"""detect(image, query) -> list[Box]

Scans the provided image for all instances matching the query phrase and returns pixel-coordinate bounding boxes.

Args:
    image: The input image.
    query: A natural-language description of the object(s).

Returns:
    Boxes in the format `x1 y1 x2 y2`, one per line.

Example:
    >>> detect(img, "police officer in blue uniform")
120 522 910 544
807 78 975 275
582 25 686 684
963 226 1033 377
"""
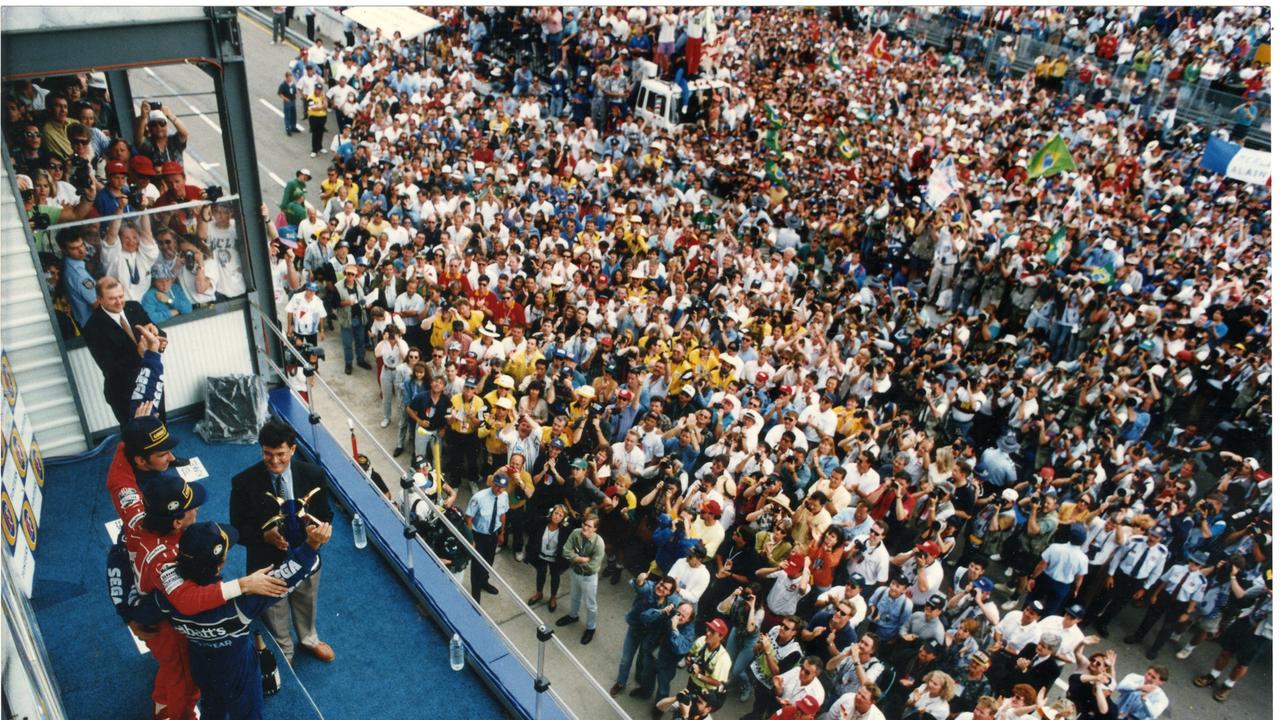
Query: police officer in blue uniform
154 520 331 720
59 231 98 329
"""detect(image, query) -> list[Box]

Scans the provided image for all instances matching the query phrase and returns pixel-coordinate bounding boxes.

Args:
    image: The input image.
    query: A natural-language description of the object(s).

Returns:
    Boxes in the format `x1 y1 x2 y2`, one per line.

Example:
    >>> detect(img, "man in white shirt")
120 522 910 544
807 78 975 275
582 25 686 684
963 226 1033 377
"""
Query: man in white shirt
285 281 327 343
1113 666 1169 720
894 541 945 608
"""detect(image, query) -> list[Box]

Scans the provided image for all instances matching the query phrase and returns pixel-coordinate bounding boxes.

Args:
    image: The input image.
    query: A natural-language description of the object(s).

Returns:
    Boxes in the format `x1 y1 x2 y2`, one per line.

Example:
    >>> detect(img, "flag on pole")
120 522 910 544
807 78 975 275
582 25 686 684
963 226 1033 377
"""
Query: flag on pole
925 155 963 209
1026 135 1077 179
764 159 788 187
827 48 842 70
834 130 858 160
1200 135 1271 185
764 102 784 128
765 128 782 156
866 30 894 63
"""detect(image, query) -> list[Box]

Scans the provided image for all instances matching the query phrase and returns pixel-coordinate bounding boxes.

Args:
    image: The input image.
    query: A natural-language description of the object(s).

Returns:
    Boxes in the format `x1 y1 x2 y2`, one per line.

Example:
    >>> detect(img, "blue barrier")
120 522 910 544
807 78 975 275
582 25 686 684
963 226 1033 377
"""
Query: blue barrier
268 388 569 720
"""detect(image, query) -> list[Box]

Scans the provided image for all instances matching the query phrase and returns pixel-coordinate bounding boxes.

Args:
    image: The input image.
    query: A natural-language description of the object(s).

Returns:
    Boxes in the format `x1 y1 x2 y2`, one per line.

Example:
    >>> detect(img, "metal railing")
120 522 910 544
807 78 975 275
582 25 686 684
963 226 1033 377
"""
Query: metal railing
247 299 628 720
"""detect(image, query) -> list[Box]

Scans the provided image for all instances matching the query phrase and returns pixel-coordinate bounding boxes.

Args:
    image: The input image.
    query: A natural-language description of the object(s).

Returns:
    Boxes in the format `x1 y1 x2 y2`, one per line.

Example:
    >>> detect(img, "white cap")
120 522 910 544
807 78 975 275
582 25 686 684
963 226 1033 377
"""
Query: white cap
148 110 167 123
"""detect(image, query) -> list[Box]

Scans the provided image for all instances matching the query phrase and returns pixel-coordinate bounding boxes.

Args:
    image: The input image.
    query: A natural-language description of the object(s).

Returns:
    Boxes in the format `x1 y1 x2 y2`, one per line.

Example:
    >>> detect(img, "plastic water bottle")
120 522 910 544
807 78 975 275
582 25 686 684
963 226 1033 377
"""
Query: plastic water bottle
352 514 367 549
449 633 465 671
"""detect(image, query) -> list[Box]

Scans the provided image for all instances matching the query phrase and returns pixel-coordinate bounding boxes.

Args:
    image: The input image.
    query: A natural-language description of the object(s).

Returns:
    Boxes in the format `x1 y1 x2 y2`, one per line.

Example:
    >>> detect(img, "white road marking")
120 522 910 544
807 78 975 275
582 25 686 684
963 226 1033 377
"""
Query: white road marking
143 67 222 135
266 171 287 188
199 162 221 170
258 98 285 118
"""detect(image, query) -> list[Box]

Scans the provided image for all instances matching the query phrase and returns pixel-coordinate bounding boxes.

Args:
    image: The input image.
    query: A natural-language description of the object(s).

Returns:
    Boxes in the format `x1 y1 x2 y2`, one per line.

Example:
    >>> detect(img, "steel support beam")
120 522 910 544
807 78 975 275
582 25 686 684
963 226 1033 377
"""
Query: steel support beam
202 8 282 376
0 20 222 80
103 70 135 145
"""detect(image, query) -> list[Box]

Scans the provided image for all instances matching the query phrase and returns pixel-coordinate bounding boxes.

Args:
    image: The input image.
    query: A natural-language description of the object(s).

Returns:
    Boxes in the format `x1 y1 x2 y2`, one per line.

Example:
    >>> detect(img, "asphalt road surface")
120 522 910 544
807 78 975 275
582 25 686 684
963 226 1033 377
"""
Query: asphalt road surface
128 10 1273 720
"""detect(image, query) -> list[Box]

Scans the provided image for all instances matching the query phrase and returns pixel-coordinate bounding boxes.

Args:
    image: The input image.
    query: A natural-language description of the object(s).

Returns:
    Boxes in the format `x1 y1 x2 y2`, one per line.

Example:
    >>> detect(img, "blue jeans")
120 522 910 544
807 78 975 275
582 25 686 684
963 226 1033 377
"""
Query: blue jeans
283 102 297 133
340 322 365 366
616 626 644 687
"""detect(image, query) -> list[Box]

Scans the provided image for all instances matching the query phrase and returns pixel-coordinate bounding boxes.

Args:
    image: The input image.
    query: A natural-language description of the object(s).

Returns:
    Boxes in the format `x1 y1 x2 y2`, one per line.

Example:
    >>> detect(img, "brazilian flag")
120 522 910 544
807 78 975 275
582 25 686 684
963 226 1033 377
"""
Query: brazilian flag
765 159 788 187
765 128 782 156
827 49 842 70
1044 226 1067 265
764 102 784 129
1026 135 1077 180
835 130 857 160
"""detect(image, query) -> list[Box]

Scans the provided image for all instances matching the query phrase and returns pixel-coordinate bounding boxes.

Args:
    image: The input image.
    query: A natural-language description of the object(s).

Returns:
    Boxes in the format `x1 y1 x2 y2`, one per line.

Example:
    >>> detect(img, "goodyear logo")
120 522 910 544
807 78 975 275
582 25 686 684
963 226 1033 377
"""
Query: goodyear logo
1 491 15 549
29 440 43 488
9 427 27 480
20 499 36 551
1 353 16 410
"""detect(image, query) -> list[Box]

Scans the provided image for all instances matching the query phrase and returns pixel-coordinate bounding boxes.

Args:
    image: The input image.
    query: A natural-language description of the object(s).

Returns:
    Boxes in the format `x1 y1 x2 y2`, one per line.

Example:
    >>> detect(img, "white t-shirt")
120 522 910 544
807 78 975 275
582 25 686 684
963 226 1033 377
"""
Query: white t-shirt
285 292 326 335
205 220 246 297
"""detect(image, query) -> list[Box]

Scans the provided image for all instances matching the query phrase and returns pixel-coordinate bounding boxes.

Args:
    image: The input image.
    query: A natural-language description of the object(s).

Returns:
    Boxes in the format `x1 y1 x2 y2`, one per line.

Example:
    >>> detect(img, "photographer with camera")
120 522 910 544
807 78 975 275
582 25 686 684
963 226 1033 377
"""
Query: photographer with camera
134 101 188 168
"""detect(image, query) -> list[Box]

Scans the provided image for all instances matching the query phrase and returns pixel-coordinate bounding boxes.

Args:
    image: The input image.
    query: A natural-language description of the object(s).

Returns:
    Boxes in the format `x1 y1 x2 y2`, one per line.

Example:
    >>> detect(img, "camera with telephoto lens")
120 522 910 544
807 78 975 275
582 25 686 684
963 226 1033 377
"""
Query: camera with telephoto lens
69 156 92 191
182 250 198 272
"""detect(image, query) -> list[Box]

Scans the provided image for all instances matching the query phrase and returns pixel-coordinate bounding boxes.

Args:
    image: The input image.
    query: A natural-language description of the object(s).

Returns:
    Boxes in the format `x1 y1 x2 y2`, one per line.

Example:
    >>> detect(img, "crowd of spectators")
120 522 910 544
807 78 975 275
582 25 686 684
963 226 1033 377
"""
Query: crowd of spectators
260 7 1272 720
266 5 1273 720
7 73 249 340
10 5 1265 720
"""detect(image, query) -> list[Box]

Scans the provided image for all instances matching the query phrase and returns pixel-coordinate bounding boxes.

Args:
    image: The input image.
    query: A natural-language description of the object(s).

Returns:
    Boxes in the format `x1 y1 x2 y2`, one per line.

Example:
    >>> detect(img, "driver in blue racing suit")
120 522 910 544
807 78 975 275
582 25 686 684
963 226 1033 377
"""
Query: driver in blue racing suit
153 520 331 720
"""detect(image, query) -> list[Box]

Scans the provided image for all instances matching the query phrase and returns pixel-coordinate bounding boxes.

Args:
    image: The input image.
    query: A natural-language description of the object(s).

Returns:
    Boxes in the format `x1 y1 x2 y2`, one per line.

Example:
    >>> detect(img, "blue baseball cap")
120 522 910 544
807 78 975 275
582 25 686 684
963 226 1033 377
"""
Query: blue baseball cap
178 521 238 566
140 469 207 519
973 576 995 594
123 415 179 457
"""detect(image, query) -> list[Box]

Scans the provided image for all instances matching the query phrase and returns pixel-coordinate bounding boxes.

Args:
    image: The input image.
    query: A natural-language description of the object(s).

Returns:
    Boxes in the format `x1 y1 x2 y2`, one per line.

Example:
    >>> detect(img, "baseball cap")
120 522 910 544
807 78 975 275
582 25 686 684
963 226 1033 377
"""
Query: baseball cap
1068 523 1088 545
147 110 167 124
783 551 806 578
464 377 478 388
495 396 515 411
105 160 128 176
973 576 995 594
298 168 313 178
921 639 943 655
159 161 183 176
129 155 158 177
491 473 509 488
756 371 769 383
705 618 729 637
495 374 515 389
926 593 946 610
1001 488 1019 502
550 438 566 449
701 500 722 517
1025 599 1046 614
795 695 821 714
617 389 633 402
140 469 207 519
1186 550 1209 566
570 458 589 470
1064 603 1086 618
304 281 319 292
915 541 941 558
847 572 865 589
123 415 179 457
177 521 238 566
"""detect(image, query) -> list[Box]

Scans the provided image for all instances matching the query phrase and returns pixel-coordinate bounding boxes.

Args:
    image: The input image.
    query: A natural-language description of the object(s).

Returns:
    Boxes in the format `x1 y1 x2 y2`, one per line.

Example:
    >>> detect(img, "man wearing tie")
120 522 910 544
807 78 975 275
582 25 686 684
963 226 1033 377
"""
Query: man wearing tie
230 419 335 664
465 472 509 602
82 276 167 426
1124 550 1212 659
1089 526 1169 638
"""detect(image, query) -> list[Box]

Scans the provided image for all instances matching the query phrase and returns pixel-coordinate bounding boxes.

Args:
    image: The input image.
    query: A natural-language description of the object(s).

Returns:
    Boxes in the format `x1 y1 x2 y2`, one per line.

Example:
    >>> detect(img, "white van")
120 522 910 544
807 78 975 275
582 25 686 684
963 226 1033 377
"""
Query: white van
633 75 730 132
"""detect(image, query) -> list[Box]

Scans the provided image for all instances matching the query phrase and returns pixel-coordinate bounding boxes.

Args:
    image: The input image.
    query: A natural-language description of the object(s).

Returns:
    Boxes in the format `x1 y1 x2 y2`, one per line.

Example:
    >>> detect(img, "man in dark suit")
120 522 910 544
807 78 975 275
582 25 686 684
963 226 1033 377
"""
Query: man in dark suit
230 419 336 665
81 276 167 426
